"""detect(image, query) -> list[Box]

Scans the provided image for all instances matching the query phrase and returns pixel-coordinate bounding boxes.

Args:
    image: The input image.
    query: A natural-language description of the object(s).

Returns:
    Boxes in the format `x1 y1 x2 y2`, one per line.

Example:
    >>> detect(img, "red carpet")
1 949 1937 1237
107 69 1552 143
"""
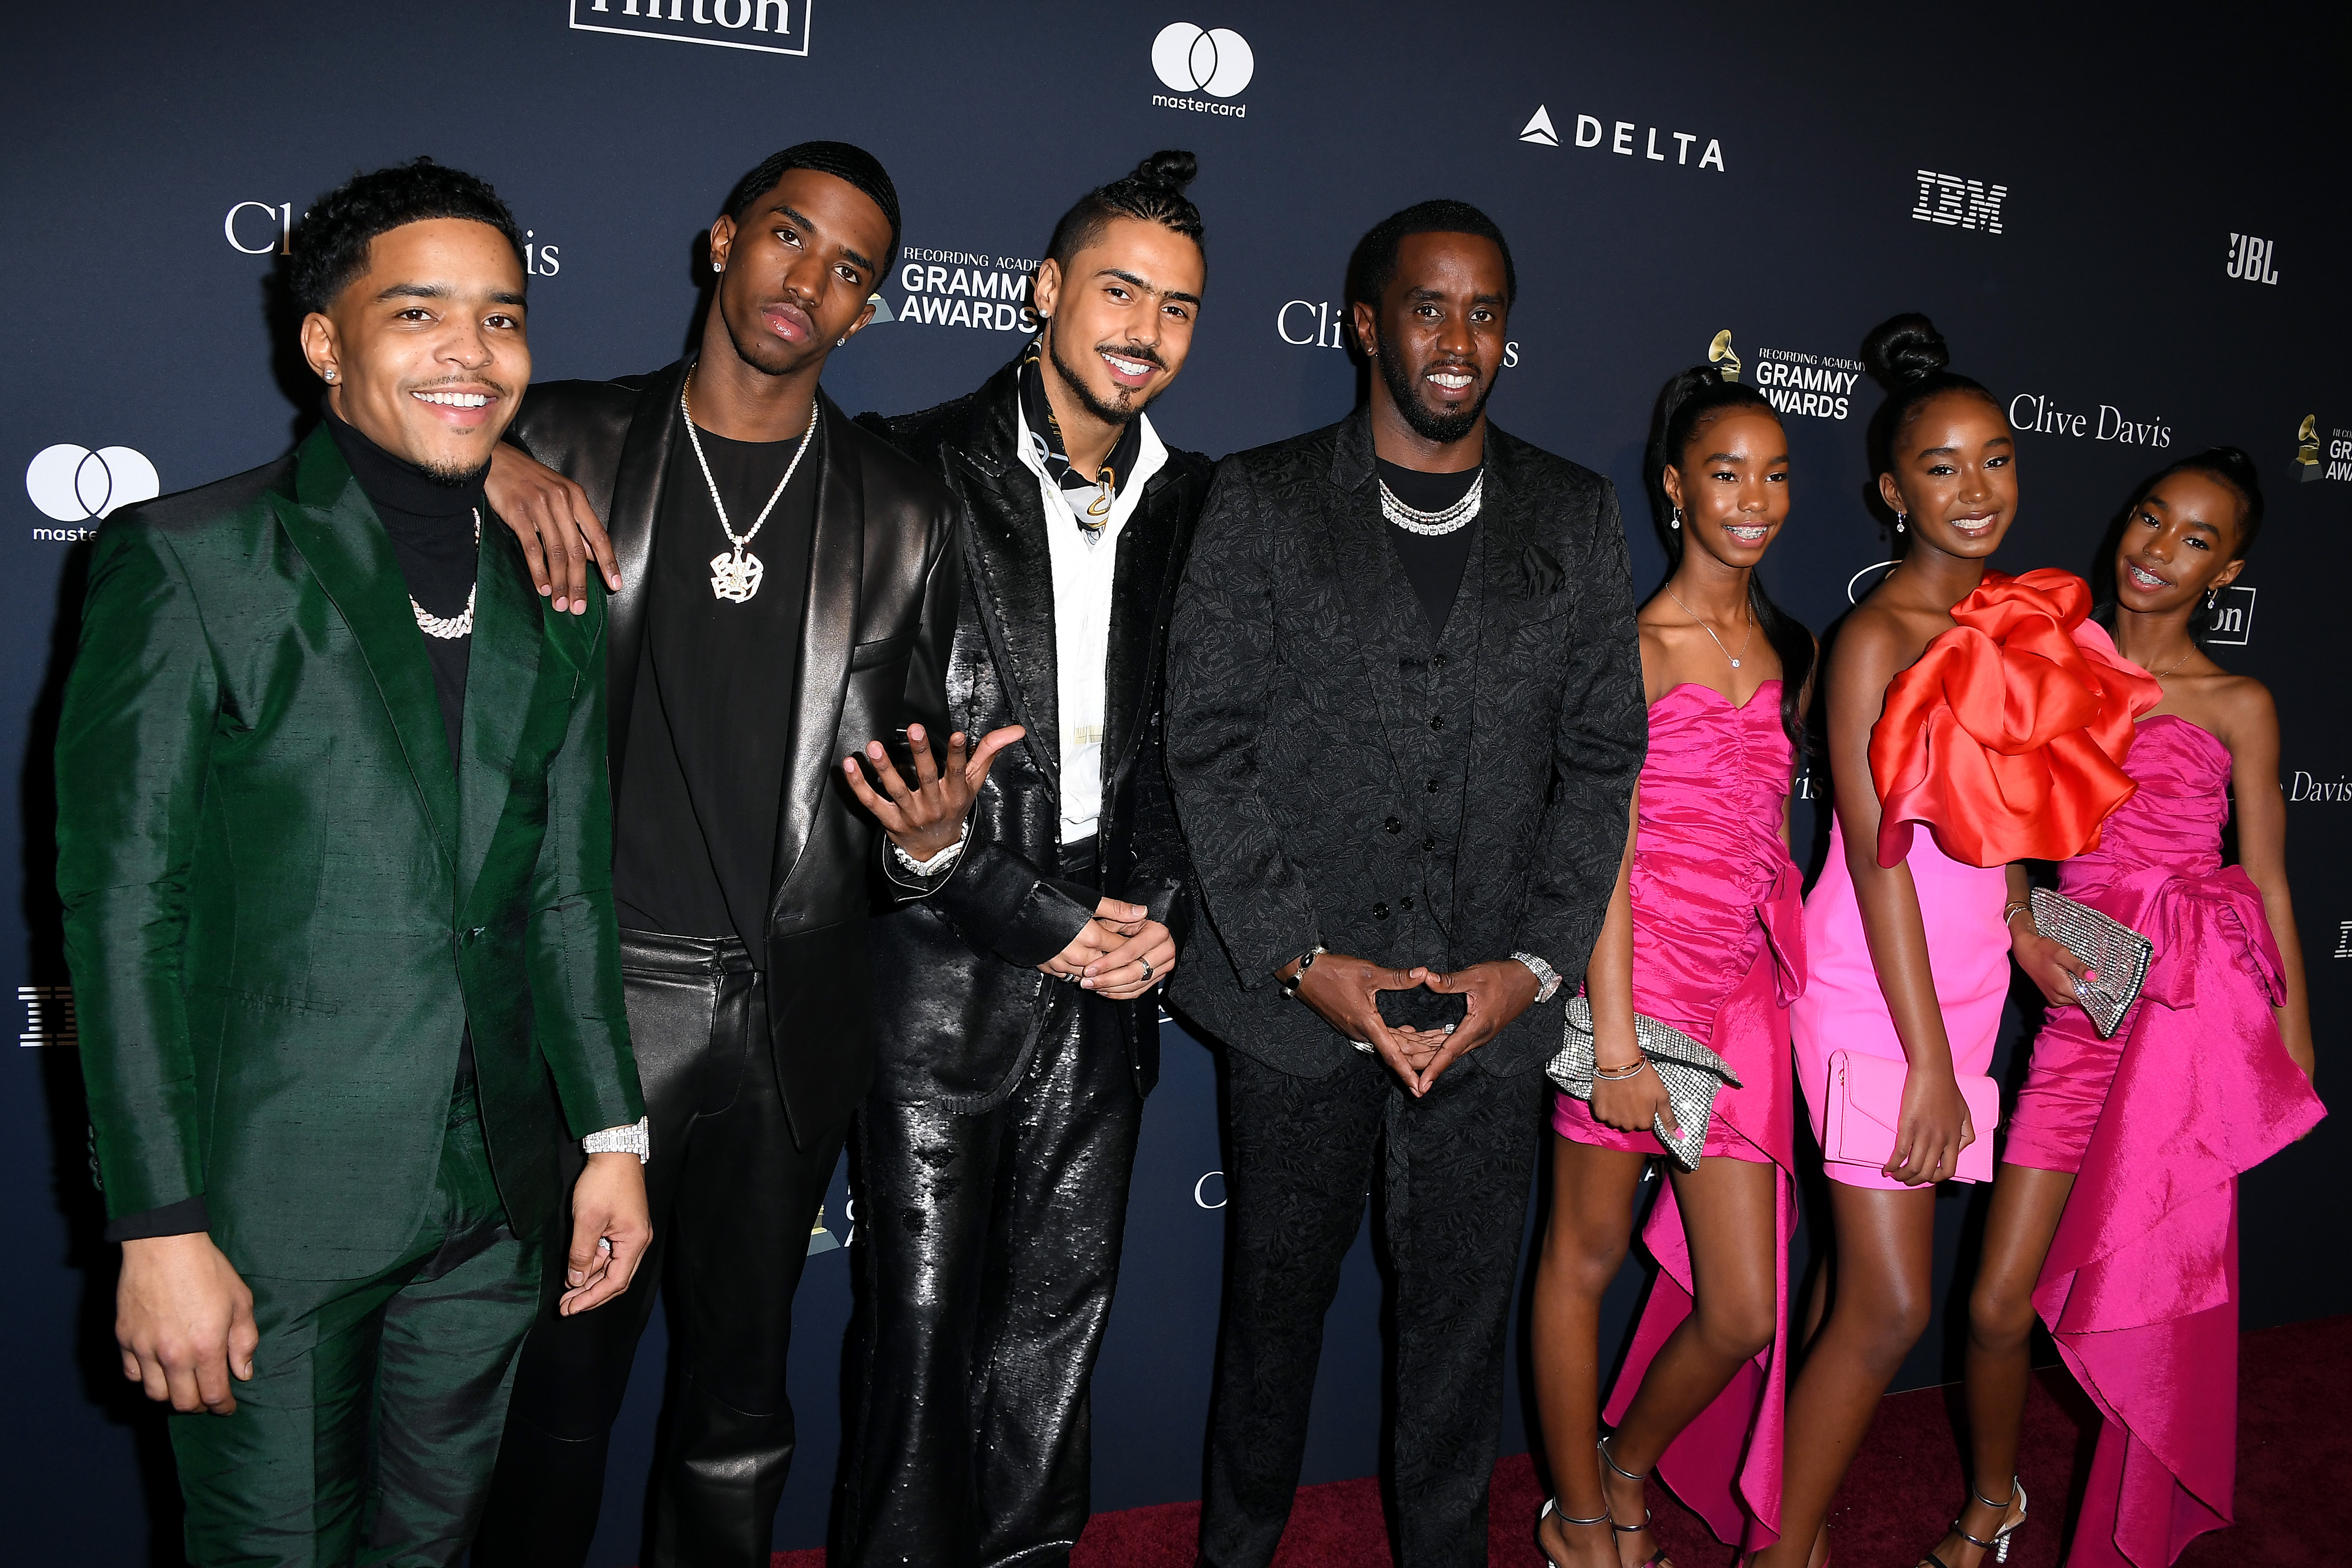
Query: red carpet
767 1315 2349 1566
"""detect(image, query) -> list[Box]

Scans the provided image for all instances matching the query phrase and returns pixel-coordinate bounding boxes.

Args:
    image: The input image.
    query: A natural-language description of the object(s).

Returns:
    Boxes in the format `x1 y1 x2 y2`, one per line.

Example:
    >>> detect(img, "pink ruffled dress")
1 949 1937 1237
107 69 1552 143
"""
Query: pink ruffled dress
1552 681 1804 1552
2010 715 2323 1568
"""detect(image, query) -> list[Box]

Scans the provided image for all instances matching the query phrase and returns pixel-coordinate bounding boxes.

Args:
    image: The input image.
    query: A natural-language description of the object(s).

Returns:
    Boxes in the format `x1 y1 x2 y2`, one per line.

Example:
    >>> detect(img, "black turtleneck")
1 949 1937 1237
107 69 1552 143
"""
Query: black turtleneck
326 413 482 765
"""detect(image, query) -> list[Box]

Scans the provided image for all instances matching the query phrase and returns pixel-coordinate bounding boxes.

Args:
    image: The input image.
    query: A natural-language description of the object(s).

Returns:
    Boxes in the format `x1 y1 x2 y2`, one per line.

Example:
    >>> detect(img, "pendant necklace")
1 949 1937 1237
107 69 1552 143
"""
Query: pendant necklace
411 509 482 639
1665 587 1756 670
683 370 818 603
1379 470 1483 536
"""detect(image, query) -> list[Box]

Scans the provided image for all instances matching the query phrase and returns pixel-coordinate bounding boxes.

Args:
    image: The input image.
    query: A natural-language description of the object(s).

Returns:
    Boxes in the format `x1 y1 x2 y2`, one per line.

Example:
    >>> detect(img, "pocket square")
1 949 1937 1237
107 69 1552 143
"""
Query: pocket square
1518 542 1565 599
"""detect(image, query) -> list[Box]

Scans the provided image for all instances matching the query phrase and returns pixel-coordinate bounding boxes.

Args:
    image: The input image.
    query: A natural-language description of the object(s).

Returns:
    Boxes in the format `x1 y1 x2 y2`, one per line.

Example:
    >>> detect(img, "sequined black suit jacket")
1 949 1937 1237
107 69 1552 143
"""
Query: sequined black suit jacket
1165 407 1646 1078
858 358 1211 1109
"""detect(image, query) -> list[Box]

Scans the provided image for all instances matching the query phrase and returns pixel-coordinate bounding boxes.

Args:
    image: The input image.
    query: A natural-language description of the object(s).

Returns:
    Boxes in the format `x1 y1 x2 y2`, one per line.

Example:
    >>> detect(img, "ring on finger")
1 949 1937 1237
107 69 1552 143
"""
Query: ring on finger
1140 956 1153 982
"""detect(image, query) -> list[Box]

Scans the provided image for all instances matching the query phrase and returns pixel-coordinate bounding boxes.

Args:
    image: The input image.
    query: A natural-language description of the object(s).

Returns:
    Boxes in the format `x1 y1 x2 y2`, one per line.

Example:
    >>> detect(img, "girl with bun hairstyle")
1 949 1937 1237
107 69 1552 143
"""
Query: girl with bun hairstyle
1531 367 1813 1568
1915 452 2321 1568
1759 315 2156 1568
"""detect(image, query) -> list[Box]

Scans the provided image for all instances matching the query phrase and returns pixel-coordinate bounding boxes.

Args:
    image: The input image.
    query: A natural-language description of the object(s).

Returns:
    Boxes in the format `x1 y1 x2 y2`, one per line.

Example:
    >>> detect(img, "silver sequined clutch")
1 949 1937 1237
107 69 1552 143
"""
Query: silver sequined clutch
2029 887 2152 1039
1546 996 1741 1171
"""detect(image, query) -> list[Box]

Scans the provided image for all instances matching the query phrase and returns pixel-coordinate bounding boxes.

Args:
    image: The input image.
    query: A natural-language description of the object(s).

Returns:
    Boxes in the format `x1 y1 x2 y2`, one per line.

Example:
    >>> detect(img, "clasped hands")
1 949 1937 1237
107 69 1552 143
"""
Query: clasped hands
1281 952 1538 1096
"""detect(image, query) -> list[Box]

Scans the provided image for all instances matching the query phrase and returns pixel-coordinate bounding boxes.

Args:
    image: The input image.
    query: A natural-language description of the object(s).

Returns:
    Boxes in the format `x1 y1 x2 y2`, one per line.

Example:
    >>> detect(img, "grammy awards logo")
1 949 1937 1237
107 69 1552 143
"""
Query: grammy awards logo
2297 414 2320 482
1708 329 1741 382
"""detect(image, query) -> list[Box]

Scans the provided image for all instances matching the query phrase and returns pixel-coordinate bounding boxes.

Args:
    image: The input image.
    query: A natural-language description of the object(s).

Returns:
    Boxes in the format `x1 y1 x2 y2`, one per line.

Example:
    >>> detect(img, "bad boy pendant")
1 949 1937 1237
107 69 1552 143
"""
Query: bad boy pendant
710 547 765 603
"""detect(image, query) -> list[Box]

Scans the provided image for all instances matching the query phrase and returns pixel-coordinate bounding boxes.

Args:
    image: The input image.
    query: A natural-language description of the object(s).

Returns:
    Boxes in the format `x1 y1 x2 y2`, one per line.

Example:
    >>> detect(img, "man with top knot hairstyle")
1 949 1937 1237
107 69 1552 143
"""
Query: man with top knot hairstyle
471 141 1019 1568
836 149 1212 1568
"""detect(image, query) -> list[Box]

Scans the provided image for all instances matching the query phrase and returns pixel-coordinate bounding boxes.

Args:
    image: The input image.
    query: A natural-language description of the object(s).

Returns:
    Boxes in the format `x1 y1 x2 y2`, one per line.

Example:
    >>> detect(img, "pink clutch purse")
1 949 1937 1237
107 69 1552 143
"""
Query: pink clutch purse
1823 1049 1999 1183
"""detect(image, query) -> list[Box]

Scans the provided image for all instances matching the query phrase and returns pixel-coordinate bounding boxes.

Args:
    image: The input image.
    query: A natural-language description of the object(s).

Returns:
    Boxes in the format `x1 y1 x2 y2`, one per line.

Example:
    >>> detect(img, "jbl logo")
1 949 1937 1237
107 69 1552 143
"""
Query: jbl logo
2226 233 2279 285
19 984 75 1048
1912 170 2006 233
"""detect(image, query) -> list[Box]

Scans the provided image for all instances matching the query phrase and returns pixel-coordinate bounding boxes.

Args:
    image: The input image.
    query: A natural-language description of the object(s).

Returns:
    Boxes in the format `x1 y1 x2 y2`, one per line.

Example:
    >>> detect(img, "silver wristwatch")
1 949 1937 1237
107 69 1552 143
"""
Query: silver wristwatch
582 1116 651 1164
1511 951 1562 1004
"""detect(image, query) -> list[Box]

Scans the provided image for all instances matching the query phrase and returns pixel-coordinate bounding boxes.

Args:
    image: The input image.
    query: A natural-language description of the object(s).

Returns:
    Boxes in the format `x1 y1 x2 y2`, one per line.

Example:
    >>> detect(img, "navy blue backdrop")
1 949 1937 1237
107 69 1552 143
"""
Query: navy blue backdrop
6 4 2345 1562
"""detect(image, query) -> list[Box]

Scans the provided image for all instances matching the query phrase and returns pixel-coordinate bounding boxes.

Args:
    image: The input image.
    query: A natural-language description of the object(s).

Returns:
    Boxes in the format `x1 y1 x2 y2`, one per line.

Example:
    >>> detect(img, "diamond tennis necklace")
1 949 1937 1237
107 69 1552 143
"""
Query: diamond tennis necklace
1379 470 1484 536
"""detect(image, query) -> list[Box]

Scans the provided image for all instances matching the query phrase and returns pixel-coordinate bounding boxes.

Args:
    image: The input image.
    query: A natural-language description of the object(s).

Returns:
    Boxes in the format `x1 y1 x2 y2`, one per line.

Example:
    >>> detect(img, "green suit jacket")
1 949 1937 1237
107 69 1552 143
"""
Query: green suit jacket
57 425 643 1281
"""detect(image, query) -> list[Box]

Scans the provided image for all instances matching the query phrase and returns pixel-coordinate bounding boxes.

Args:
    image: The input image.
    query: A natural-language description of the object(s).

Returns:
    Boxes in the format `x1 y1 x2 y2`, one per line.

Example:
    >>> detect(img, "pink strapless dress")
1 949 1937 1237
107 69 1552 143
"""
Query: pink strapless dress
1791 819 2008 1189
1552 681 1805 1552
2009 716 2323 1568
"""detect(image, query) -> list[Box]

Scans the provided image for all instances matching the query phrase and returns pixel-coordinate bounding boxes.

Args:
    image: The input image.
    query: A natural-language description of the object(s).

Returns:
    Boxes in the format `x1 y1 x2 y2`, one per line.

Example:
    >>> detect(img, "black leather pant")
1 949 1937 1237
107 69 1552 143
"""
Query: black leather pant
838 987 1140 1568
473 930 846 1568
1197 1048 1546 1568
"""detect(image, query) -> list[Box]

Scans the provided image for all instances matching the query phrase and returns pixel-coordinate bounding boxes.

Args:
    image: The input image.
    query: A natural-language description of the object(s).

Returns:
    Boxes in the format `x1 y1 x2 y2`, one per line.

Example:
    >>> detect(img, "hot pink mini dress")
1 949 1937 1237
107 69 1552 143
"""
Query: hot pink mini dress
2010 715 2323 1568
1552 680 1804 1551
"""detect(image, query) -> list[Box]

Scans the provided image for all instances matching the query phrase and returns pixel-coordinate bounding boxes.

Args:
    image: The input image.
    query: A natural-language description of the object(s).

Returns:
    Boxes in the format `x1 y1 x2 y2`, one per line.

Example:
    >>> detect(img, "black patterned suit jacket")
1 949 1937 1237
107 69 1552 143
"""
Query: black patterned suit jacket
1164 407 1647 1078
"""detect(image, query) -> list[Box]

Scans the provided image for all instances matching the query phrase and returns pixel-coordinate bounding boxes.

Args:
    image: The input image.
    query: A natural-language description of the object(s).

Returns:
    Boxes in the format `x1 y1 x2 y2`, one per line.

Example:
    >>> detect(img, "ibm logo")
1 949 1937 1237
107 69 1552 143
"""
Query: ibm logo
2334 921 2352 960
19 985 75 1048
2226 233 2280 285
2206 584 2257 647
1912 169 2006 234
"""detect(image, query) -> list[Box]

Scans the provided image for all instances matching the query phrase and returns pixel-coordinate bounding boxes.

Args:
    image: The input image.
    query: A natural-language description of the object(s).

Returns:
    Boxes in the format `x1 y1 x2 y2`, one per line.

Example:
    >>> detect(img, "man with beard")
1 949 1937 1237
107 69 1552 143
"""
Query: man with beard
1165 200 1647 1567
836 149 1211 1568
57 159 650 1566
469 142 1017 1568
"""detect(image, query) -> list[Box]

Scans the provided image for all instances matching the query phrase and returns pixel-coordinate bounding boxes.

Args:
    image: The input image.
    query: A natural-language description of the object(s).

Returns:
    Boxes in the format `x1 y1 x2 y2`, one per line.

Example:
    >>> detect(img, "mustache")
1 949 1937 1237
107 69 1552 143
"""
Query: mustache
405 372 514 398
1097 340 1167 370
1418 358 1482 381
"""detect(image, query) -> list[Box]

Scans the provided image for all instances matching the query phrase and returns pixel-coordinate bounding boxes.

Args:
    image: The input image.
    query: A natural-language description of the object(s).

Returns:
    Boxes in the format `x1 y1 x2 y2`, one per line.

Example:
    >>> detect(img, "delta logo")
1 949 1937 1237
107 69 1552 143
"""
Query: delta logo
1518 105 1725 172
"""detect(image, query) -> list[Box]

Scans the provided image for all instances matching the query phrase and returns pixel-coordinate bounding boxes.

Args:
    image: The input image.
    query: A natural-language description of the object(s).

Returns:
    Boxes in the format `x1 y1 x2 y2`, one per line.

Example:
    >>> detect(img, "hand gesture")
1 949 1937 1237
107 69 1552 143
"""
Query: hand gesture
1041 898 1149 979
2009 911 2092 1009
1289 953 1442 1092
484 442 622 614
560 1152 653 1316
843 722 1025 861
1886 1061 1975 1185
1081 915 1177 999
115 1232 258 1414
1409 960 1542 1095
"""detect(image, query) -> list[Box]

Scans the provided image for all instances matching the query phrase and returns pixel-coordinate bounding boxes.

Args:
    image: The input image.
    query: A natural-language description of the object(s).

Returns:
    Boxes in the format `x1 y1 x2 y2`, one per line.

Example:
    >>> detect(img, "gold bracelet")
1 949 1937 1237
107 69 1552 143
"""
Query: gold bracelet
2002 899 2033 930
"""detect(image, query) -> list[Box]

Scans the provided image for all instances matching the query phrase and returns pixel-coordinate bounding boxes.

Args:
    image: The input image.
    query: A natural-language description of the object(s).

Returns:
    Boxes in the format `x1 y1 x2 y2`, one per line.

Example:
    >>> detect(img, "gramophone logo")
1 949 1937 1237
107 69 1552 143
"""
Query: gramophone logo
1708 329 1741 382
2296 414 2320 482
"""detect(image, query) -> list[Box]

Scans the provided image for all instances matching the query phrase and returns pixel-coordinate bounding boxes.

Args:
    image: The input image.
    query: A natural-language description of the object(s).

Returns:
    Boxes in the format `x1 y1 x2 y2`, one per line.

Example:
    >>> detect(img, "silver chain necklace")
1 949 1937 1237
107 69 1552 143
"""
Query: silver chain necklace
682 370 818 604
1378 470 1484 536
411 508 482 640
1664 587 1757 670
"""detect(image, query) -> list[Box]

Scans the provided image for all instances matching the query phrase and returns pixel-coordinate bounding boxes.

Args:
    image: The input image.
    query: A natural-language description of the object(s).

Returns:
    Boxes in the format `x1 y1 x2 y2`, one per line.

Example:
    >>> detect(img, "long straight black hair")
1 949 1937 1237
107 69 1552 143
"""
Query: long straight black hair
1644 364 1815 747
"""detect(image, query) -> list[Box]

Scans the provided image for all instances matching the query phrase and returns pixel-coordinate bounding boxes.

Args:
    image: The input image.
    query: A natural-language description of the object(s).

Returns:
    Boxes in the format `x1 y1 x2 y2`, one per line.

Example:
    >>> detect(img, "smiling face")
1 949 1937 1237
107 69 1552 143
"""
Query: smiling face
299 218 528 479
1031 215 1204 425
1353 231 1510 446
2114 469 2248 613
1877 389 2017 560
707 168 891 378
1662 407 1790 569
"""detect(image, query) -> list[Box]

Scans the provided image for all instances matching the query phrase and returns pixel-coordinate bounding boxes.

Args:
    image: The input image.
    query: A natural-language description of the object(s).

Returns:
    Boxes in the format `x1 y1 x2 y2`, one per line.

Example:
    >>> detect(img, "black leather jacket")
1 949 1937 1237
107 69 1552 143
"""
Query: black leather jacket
858 357 1210 1109
509 358 961 1145
1165 408 1648 1078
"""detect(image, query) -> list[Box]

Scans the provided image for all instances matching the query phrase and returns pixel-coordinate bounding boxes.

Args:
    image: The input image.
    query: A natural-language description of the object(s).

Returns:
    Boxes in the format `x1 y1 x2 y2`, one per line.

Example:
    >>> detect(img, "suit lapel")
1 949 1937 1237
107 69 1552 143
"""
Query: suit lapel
1323 413 1421 792
1099 462 1187 791
772 394 861 897
602 360 686 770
455 522 544 919
951 386 1062 787
275 426 459 879
1465 432 1541 787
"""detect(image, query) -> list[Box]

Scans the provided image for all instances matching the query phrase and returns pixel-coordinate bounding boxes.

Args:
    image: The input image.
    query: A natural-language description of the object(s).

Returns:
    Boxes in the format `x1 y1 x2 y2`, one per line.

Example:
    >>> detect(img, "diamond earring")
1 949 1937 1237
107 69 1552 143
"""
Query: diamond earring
1895 511 1907 533
323 367 335 382
2206 587 2220 609
711 259 722 273
835 337 846 347
1669 506 1682 530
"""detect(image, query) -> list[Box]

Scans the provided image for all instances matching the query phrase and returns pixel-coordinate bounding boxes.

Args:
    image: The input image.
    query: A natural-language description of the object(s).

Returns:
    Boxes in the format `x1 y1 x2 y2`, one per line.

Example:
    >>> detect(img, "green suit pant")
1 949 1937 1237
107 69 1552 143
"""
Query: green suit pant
169 1079 542 1568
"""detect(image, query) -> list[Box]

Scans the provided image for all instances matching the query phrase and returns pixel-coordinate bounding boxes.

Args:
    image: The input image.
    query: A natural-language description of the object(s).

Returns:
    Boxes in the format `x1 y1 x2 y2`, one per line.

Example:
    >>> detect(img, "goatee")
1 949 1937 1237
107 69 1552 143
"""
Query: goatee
1381 350 1491 445
1048 326 1162 428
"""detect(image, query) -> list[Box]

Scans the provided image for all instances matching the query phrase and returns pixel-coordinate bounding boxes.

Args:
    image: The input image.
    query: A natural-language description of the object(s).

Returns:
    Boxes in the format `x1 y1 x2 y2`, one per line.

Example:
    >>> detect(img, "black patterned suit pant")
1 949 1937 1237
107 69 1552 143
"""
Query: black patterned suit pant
1197 1048 1547 1568
839 987 1140 1568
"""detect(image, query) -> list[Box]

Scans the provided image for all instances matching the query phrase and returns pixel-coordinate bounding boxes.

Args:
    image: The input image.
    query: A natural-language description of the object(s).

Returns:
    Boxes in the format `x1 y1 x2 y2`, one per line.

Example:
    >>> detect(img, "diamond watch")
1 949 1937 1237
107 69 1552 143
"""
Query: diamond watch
1511 951 1562 1004
583 1116 651 1164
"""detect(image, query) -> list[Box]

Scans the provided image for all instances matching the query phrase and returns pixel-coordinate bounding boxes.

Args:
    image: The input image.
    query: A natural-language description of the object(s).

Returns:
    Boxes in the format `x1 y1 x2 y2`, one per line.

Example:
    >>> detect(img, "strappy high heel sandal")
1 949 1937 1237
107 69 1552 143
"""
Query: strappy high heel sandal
1599 1435 1673 1568
1537 1497 1612 1568
1920 1479 2027 1568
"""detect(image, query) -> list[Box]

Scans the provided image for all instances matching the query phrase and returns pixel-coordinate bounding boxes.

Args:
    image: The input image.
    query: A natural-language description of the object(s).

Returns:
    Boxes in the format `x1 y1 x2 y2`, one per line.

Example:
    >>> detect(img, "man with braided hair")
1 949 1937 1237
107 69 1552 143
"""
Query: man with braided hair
837 149 1212 1568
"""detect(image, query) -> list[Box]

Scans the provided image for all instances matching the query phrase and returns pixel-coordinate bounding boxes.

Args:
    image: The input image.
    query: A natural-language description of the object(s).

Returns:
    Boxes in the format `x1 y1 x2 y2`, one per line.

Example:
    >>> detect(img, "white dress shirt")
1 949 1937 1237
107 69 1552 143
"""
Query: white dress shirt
1013 401 1168 845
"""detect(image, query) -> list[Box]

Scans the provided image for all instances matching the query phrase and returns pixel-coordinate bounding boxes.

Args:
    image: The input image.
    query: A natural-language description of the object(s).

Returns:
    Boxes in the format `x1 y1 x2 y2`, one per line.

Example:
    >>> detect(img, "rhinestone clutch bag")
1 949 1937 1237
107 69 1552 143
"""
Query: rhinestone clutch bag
2029 887 2153 1039
1547 996 1742 1171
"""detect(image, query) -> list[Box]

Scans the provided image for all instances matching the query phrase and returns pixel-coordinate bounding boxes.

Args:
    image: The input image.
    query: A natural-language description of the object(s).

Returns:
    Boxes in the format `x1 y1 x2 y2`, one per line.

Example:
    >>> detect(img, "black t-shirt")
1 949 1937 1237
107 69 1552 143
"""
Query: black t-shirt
1377 458 1482 638
611 409 820 945
326 413 480 763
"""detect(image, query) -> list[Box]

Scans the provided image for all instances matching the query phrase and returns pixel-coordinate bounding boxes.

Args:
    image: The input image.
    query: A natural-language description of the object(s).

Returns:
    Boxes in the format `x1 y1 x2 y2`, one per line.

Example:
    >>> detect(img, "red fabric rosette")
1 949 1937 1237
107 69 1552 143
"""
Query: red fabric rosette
1868 569 2161 869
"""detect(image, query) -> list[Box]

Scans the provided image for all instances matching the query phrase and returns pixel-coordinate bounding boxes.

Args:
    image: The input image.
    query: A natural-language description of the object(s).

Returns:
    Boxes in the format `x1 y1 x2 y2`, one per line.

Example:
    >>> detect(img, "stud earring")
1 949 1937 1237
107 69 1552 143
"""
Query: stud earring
711 259 722 273
1895 511 1907 533
323 367 335 382
835 337 846 347
2206 587 2219 609
1669 506 1682 530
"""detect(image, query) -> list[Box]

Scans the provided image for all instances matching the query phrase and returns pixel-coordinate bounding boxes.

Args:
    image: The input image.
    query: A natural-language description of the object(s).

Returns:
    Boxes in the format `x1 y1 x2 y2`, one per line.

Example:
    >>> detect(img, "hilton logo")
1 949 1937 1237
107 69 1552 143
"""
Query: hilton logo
570 0 810 56
2226 233 2280 285
2205 584 2256 647
1912 169 2007 233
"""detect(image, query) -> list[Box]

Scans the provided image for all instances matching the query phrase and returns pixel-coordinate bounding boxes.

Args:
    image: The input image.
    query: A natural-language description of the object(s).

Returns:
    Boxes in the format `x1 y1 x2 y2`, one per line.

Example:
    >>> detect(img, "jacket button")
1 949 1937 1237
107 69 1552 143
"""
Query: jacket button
1373 902 1390 920
1399 895 1415 911
1423 835 1438 851
1384 816 1402 834
1426 778 1442 794
1429 714 1445 731
1432 653 1448 668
